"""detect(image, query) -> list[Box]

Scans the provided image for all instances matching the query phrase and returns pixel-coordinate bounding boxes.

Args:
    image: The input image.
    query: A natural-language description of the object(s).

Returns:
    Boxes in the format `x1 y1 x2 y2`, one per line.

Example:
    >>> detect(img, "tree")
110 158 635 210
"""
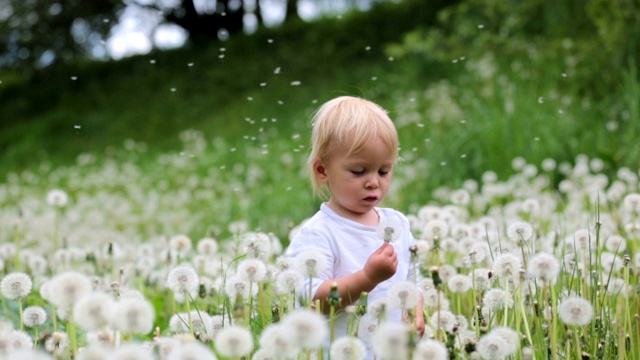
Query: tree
0 0 122 68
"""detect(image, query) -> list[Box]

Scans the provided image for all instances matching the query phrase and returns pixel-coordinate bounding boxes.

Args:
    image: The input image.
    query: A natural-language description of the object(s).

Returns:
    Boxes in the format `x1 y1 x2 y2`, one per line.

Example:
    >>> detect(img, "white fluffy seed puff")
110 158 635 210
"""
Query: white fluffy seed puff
110 297 155 334
330 336 367 360
214 325 254 358
0 272 33 300
372 322 410 360
282 308 328 350
413 339 449 360
47 271 92 312
167 265 199 296
293 249 328 277
22 306 47 328
236 258 267 283
73 292 115 332
387 280 421 310
527 252 560 282
558 296 594 326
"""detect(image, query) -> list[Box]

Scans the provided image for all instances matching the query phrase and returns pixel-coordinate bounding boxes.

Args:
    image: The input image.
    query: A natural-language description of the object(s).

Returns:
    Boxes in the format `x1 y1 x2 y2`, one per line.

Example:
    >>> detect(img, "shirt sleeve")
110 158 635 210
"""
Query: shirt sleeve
285 224 336 302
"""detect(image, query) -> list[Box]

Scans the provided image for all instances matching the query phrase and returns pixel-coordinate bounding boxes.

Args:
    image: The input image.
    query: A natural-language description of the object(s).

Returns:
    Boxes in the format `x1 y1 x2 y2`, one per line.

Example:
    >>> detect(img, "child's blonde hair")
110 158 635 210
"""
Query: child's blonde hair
308 96 399 198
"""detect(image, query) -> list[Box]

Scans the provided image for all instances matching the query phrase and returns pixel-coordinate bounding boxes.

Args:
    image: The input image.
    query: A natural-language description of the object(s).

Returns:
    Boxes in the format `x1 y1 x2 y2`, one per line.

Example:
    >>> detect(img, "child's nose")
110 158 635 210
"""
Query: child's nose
365 175 380 188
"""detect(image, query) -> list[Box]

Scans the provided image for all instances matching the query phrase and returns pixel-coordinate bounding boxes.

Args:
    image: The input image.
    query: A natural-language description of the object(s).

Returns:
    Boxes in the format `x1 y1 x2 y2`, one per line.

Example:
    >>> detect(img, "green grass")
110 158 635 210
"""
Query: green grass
1 0 639 237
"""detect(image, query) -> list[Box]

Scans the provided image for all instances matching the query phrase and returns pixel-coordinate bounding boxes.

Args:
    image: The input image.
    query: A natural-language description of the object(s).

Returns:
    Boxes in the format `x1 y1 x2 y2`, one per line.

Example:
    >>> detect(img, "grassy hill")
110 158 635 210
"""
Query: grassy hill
1 0 639 238
0 0 450 175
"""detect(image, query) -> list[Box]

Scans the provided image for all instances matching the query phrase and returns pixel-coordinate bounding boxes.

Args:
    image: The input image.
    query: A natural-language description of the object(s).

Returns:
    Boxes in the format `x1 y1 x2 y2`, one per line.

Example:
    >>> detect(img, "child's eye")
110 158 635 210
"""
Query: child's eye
379 169 390 176
350 169 365 175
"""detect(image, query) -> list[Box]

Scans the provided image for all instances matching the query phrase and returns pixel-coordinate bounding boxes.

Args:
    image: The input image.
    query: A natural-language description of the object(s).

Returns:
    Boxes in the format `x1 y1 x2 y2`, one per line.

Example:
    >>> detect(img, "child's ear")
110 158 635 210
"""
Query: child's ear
313 160 328 182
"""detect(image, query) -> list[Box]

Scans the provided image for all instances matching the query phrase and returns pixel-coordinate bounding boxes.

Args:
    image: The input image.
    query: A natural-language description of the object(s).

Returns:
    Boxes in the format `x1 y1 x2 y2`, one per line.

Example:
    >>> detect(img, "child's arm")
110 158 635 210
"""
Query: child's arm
313 242 397 314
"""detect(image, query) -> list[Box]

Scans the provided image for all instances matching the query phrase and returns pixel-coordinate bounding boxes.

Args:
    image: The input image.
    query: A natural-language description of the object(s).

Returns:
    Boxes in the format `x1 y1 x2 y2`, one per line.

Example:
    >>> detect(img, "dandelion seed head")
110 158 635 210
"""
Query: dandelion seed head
447 274 472 293
196 238 218 255
282 308 328 350
214 325 254 358
527 252 560 282
224 275 255 303
241 232 271 259
258 323 297 359
413 339 448 360
483 288 513 310
6 349 52 360
377 216 402 243
429 310 458 333
623 193 640 214
491 253 522 281
47 189 69 207
167 341 217 360
6 330 33 350
44 331 69 354
167 265 199 295
109 343 154 360
558 296 593 326
1 272 33 300
237 258 267 283
48 271 92 312
293 249 327 277
372 322 410 360
169 234 193 254
110 298 155 334
330 336 367 360
506 221 533 242
274 269 304 295
387 281 420 310
73 292 114 332
23 306 47 328
477 332 509 360
490 326 519 355
423 219 450 239
604 234 626 252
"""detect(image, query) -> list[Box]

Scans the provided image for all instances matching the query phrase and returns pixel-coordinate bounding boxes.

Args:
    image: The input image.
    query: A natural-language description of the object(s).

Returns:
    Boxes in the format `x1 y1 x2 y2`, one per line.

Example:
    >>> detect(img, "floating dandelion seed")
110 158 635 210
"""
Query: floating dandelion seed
71 76 77 80
290 81 301 86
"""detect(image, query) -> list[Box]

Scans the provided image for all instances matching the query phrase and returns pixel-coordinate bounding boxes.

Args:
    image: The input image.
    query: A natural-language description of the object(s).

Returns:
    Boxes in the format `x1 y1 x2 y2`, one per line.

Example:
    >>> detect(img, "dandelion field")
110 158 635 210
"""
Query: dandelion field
2 1 640 359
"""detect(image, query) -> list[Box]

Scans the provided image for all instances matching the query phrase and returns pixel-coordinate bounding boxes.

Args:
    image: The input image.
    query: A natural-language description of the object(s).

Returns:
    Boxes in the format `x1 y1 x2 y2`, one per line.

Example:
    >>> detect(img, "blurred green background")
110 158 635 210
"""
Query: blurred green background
1 0 639 240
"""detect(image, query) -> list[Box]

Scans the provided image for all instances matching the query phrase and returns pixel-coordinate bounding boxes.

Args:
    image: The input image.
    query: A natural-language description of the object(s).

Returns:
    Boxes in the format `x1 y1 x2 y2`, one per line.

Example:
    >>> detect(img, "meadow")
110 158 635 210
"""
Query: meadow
1 0 639 359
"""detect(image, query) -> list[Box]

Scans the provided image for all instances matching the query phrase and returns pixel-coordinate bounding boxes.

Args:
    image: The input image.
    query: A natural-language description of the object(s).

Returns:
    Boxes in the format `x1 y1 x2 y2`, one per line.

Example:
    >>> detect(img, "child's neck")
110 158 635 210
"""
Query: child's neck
327 203 379 226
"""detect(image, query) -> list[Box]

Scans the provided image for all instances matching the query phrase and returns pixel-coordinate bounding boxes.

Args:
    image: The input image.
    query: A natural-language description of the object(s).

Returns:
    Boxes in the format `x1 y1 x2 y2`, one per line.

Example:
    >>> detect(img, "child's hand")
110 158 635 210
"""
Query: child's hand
363 242 398 285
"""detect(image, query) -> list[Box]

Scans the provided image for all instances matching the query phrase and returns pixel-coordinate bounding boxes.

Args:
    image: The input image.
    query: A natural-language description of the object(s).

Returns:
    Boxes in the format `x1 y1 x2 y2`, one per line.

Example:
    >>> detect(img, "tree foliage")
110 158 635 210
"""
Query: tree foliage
0 0 308 69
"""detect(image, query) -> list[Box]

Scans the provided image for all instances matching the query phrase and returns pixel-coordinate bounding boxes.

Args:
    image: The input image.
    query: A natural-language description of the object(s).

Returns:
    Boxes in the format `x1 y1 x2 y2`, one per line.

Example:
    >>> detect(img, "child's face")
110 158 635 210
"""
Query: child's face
315 136 395 223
